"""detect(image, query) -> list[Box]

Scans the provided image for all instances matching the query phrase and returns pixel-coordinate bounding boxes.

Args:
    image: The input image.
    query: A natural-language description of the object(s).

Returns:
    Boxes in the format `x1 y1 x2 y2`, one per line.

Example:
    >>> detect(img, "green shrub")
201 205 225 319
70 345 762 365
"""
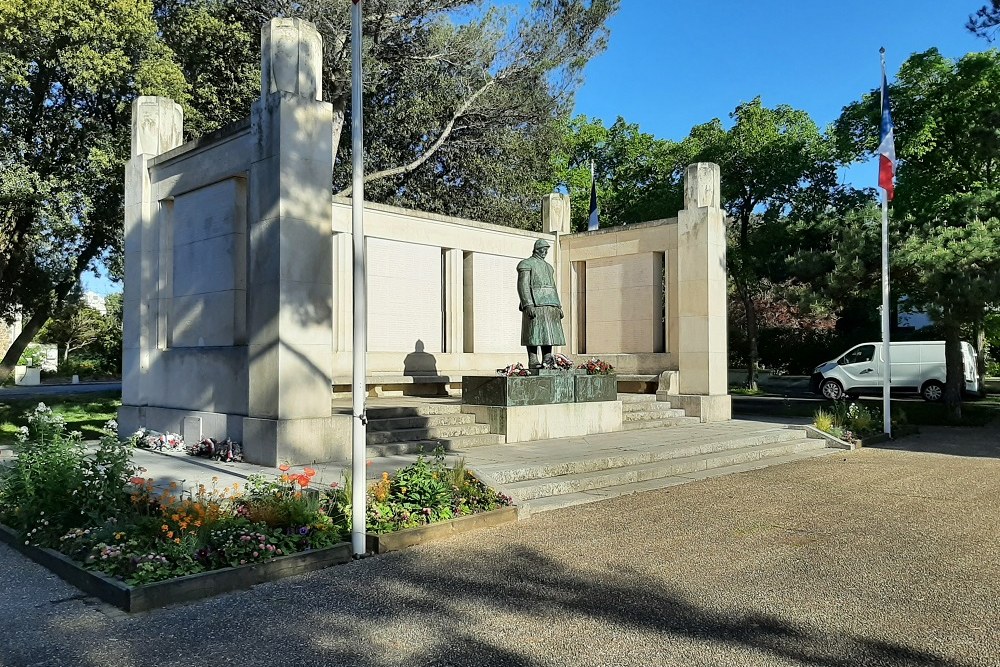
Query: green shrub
329 449 512 534
0 405 134 545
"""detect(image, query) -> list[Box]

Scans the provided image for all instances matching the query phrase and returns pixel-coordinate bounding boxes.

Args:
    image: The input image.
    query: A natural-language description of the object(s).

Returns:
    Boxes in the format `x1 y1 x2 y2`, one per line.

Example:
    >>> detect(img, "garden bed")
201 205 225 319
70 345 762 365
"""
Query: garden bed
0 523 350 612
366 506 517 554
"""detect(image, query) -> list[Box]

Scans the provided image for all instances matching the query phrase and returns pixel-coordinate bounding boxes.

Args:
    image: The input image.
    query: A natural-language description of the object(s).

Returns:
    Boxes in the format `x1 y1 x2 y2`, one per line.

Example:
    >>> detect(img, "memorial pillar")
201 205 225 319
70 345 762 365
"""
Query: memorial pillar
674 163 731 421
243 18 339 464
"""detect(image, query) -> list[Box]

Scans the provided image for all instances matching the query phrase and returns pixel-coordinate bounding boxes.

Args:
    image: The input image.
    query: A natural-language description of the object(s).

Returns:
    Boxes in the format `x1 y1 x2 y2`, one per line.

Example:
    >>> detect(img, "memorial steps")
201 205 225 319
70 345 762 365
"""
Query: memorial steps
355 393 703 458
487 425 833 516
619 394 700 430
361 403 504 457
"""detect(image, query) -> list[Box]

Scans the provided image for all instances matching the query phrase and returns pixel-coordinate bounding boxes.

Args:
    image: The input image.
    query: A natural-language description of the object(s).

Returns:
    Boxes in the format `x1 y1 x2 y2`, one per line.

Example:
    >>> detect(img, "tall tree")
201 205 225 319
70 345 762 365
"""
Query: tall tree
684 98 838 389
0 0 188 382
836 49 1000 418
156 0 620 227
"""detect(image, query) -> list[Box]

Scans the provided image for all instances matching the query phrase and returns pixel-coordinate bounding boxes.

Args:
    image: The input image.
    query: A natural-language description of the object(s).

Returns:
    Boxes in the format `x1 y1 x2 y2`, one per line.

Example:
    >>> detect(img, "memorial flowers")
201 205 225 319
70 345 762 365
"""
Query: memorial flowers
545 353 574 370
497 362 530 377
578 357 614 375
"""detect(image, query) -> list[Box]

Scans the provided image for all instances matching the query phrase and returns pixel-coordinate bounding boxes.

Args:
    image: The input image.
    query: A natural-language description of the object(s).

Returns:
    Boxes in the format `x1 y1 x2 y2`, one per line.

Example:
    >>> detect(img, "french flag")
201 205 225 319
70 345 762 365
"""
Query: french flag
877 68 896 200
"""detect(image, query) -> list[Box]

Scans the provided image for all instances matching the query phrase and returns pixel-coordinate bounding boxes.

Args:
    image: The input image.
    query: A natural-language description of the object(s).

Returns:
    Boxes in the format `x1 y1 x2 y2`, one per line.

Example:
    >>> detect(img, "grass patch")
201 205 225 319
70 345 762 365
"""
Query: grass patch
0 392 121 446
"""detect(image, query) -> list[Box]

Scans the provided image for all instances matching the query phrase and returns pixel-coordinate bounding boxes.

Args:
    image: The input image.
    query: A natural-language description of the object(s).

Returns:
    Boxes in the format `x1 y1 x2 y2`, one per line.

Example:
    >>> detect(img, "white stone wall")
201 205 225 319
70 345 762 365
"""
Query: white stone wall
366 238 442 353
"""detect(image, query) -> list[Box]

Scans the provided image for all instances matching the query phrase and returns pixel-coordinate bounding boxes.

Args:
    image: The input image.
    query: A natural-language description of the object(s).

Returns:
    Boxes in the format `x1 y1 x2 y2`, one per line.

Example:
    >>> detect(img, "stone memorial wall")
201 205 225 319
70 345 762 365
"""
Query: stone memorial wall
119 17 731 465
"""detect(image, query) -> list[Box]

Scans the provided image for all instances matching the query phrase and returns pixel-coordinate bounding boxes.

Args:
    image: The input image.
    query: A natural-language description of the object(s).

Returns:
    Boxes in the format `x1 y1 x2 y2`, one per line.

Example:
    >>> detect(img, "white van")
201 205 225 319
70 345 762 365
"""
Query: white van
810 341 980 401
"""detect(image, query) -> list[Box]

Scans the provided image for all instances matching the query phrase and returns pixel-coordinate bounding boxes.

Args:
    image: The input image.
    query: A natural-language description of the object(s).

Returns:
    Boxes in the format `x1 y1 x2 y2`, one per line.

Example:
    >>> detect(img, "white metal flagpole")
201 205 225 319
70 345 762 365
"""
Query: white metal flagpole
880 47 892 437
350 0 368 556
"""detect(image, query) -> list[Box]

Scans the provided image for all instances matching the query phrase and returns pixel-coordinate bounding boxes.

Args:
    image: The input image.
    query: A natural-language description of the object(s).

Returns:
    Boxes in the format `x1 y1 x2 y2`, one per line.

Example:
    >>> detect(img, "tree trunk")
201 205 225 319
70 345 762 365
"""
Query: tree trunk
943 318 963 422
0 307 50 383
974 321 987 397
738 281 759 391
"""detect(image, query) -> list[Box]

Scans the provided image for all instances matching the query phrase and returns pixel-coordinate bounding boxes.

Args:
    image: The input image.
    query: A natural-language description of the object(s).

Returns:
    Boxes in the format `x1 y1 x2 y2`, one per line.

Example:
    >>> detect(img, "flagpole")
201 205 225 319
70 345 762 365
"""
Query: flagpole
880 47 892 437
350 0 368 556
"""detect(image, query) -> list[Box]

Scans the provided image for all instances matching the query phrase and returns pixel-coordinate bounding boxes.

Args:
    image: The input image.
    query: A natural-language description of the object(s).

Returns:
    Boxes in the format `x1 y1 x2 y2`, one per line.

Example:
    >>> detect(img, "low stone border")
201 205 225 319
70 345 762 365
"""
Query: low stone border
0 524 351 613
804 424 919 450
366 506 518 555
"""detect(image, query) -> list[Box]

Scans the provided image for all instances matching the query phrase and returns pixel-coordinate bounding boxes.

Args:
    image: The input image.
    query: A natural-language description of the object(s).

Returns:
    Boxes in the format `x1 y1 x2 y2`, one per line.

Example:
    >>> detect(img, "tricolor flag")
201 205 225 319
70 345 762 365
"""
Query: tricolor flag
588 161 599 231
877 62 896 200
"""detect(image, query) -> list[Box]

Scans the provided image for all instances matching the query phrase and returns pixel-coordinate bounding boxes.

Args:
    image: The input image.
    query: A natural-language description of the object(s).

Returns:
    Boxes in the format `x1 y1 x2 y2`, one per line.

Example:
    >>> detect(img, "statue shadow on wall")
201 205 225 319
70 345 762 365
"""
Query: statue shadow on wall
403 340 439 377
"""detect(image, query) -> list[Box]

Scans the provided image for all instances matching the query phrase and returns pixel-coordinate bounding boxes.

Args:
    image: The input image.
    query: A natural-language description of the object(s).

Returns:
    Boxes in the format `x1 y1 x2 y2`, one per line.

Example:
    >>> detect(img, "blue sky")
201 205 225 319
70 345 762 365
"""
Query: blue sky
572 1 984 139
83 1 988 295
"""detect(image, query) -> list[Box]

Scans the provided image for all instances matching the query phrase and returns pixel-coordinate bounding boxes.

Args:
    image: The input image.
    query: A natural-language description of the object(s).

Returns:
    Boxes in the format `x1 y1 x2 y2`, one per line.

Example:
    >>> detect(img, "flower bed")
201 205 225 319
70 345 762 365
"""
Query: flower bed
0 406 514 610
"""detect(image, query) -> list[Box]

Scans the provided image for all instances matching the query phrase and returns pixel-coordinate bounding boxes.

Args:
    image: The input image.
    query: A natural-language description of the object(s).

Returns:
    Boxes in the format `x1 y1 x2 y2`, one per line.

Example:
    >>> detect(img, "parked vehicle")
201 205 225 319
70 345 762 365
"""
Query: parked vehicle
810 341 980 401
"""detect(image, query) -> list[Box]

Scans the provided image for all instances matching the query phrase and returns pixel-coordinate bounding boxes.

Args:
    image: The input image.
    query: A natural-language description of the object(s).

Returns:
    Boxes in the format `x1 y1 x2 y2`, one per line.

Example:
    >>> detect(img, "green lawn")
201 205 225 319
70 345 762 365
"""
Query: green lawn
0 392 121 447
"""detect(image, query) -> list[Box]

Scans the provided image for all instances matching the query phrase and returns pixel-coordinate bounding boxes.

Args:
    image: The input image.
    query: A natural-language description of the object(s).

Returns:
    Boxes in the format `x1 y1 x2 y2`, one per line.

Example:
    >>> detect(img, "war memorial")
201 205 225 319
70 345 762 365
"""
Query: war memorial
118 18 730 466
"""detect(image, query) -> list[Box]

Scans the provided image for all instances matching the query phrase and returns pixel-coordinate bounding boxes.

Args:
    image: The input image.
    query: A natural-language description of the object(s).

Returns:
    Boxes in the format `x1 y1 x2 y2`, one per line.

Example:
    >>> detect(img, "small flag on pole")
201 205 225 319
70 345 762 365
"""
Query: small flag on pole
588 161 599 231
877 50 896 201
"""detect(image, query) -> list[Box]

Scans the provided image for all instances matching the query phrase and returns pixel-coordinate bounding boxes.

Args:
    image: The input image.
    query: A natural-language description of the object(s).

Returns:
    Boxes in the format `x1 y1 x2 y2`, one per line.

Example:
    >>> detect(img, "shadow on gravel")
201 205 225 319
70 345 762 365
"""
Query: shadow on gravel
281 546 975 667
871 427 1000 460
8 543 978 667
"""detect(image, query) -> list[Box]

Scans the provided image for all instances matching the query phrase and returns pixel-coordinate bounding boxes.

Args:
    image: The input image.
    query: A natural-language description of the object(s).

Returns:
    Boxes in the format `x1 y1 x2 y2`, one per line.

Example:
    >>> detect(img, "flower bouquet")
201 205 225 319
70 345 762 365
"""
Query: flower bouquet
545 353 574 371
577 357 614 375
497 362 530 377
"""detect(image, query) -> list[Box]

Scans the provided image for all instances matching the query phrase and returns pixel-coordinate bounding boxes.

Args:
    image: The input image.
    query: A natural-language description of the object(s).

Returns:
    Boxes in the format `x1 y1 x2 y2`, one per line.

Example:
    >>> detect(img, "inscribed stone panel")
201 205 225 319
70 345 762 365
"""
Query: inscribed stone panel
470 253 522 353
367 238 442 353
585 253 664 353
169 179 247 348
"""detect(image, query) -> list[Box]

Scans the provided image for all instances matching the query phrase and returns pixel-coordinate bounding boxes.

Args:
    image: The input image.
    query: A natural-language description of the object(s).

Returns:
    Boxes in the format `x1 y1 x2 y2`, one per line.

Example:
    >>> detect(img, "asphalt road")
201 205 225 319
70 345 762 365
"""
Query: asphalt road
1 427 997 667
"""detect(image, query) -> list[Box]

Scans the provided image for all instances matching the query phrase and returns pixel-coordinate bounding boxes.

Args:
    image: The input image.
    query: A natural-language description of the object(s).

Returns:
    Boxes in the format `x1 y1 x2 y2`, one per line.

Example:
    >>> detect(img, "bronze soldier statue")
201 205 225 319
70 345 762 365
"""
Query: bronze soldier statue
517 239 565 368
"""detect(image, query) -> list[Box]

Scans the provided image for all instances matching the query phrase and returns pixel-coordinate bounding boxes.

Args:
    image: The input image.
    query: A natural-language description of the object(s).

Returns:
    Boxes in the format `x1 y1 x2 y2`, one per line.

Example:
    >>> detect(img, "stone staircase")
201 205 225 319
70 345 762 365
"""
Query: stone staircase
486 425 834 515
364 403 503 457
620 394 700 430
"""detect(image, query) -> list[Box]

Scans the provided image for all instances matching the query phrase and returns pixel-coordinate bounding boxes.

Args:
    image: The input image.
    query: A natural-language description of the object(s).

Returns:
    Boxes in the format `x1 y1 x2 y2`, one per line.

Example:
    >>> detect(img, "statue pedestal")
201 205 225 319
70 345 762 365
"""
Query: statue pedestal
461 373 620 442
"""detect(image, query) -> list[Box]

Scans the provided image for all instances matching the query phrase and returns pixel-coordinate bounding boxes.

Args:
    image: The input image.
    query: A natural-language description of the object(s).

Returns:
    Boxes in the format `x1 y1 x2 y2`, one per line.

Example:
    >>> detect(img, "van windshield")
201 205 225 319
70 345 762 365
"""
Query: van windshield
839 344 875 365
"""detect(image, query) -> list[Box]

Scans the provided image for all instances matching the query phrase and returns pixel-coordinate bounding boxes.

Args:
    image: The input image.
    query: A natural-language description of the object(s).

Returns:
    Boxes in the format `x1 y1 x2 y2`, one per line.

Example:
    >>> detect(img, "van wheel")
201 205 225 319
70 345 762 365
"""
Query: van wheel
921 381 944 402
820 379 844 400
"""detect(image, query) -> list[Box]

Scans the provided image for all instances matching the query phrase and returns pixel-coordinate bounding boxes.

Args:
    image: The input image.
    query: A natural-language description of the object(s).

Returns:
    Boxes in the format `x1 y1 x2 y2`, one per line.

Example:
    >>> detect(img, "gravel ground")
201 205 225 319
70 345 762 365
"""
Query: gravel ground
1 426 998 667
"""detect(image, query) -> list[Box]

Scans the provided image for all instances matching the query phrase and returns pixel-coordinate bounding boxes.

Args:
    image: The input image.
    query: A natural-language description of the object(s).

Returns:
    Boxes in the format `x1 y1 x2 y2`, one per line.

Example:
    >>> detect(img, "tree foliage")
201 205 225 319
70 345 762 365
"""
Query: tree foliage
968 1 1000 40
0 0 188 382
154 0 619 227
550 115 688 230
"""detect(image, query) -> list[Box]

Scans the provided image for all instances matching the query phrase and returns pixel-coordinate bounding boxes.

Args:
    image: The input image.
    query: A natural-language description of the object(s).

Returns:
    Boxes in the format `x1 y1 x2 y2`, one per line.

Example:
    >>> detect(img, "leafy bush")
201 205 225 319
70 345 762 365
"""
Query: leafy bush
813 400 887 442
0 405 134 545
327 449 513 535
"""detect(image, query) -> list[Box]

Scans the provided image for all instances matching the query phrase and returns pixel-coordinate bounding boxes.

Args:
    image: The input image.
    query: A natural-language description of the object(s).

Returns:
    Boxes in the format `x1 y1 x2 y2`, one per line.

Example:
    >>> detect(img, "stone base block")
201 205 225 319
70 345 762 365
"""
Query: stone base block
242 415 351 466
462 401 622 443
655 370 680 399
667 394 731 423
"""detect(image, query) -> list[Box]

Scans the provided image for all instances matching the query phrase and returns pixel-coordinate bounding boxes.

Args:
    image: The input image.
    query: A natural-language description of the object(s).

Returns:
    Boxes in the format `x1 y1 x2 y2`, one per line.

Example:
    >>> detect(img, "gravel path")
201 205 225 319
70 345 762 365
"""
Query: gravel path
1 427 998 667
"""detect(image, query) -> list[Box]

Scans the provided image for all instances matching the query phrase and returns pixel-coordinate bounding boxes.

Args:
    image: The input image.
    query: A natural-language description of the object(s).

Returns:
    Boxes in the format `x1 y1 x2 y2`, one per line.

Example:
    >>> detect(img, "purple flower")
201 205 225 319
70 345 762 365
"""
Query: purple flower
298 526 309 535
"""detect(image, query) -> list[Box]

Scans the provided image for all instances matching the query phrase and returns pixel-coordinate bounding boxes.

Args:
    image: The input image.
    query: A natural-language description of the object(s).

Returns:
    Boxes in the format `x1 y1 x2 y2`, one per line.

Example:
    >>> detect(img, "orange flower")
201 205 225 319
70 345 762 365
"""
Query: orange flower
161 524 169 532
303 467 316 478
174 538 181 544
129 476 145 486
166 531 174 539
278 464 290 472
